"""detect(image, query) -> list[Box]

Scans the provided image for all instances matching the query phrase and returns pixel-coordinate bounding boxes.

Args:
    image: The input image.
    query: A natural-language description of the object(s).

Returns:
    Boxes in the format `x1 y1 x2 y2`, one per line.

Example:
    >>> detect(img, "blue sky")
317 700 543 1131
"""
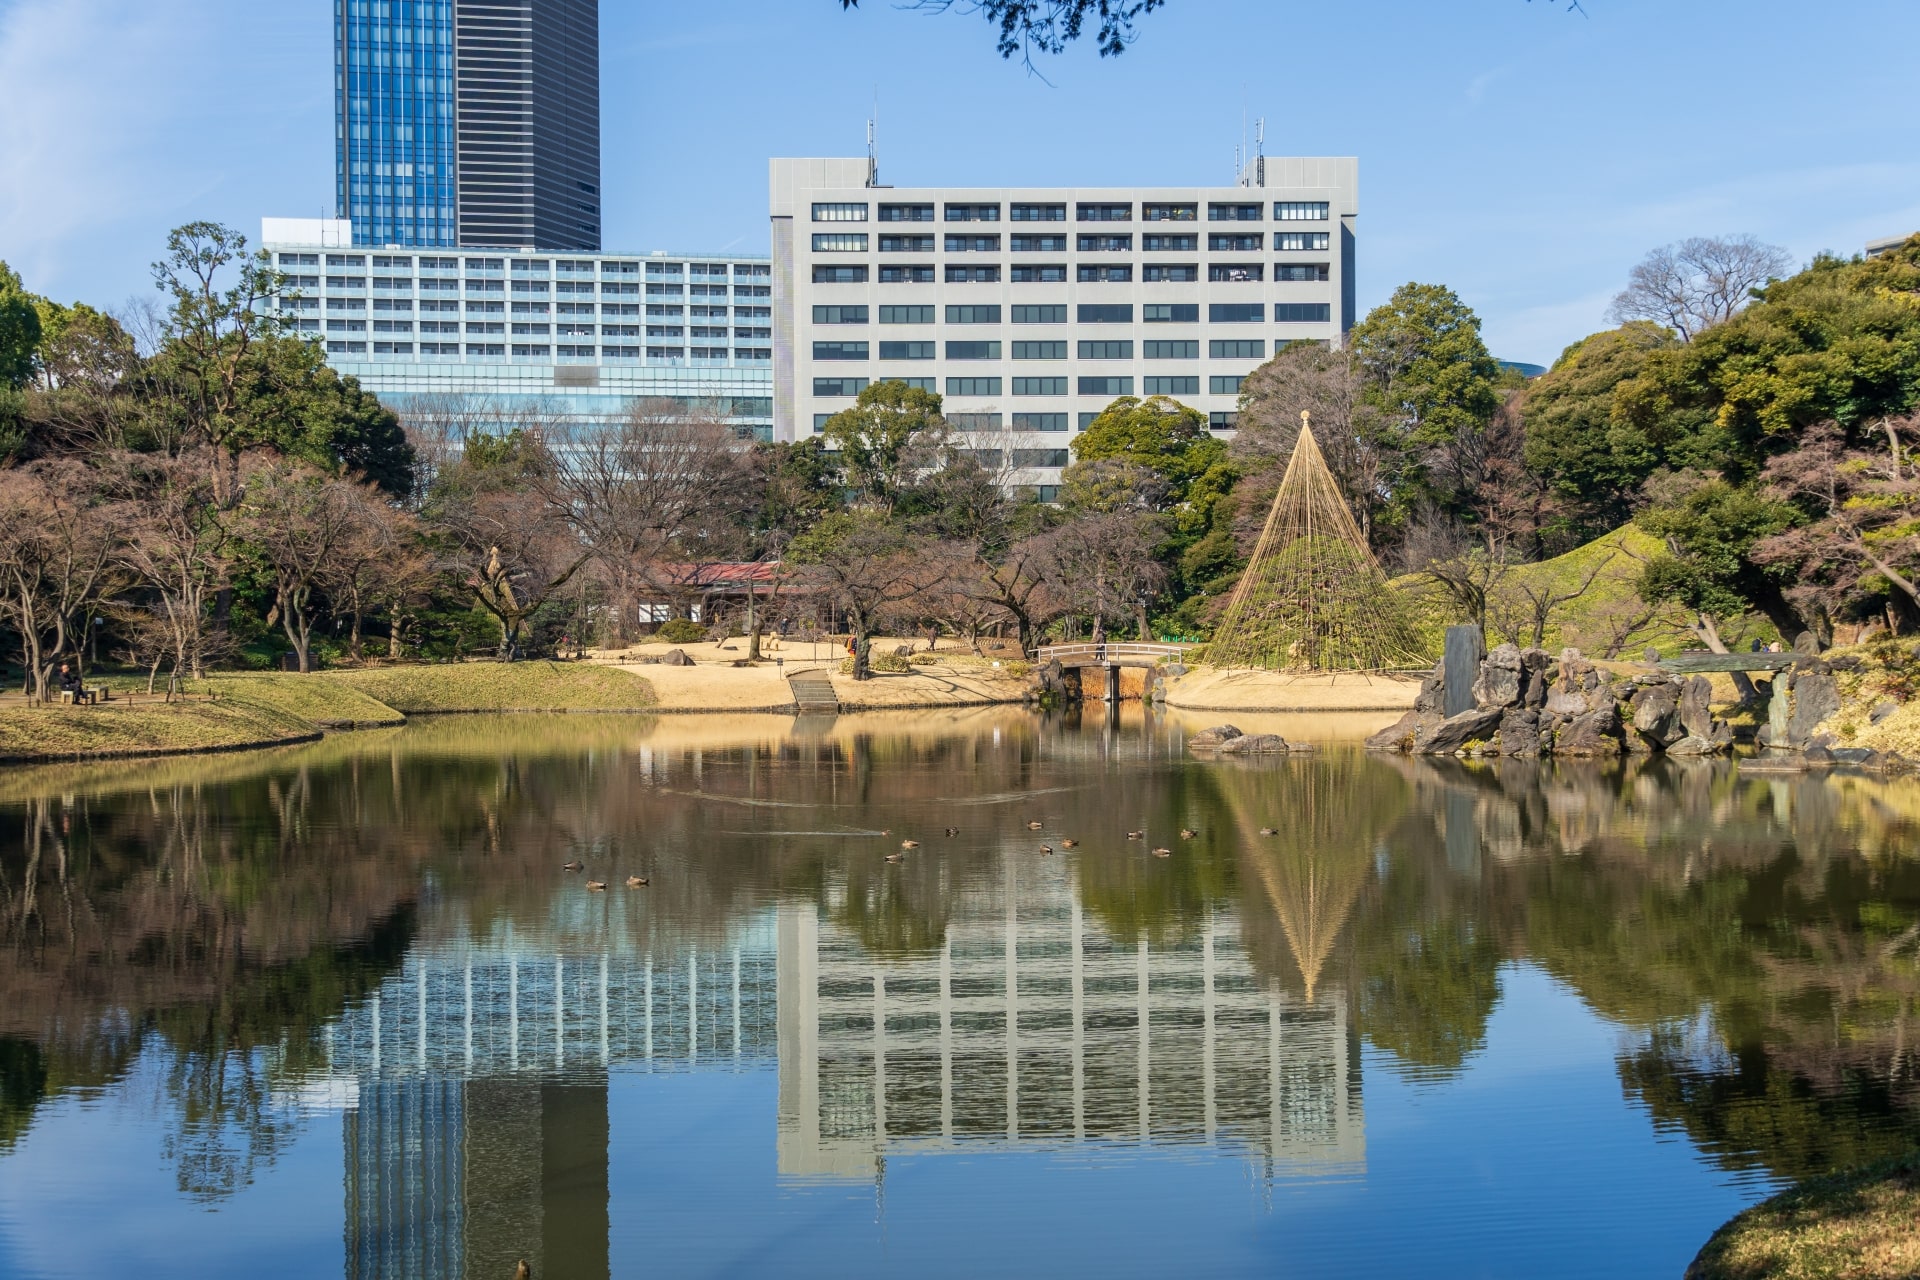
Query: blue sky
2 0 1917 365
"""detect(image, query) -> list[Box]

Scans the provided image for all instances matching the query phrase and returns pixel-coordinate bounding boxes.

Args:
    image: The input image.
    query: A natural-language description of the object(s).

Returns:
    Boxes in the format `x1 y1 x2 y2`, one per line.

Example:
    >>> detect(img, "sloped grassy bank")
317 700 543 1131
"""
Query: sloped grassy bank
0 664 658 763
1686 1154 1920 1279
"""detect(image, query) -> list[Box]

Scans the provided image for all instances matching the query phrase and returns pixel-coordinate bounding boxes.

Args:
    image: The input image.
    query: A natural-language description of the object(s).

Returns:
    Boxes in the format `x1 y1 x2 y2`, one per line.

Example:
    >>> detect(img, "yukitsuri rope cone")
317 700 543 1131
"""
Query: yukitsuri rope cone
1207 411 1426 671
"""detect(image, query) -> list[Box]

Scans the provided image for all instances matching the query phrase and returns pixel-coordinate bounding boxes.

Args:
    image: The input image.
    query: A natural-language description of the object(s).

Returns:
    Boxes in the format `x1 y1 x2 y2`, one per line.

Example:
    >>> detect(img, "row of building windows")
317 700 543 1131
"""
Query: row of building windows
280 252 771 279
813 263 1329 285
815 408 1242 435
813 232 1330 253
812 339 1271 360
804 296 1330 323
326 340 773 361
811 201 1330 224
812 375 1250 397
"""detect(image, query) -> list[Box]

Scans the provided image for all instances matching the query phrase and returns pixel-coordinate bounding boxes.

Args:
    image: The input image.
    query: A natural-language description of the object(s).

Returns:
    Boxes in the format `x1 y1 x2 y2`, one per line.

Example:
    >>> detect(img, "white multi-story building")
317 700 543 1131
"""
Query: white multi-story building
261 218 776 439
770 158 1357 492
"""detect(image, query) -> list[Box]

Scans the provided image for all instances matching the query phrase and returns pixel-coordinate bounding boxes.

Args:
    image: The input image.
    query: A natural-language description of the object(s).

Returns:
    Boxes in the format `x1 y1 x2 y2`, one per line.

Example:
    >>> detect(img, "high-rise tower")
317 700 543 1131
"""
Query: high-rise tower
336 0 601 251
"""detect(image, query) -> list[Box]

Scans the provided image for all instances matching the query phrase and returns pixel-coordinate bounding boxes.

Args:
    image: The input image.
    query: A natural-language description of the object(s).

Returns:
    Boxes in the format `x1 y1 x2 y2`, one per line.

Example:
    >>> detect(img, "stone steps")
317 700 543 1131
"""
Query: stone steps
787 670 839 715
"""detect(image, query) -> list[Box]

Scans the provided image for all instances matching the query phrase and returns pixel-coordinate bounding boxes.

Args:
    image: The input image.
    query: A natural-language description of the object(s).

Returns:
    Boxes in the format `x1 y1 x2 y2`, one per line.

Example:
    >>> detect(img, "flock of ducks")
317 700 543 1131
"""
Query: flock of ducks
562 816 1286 890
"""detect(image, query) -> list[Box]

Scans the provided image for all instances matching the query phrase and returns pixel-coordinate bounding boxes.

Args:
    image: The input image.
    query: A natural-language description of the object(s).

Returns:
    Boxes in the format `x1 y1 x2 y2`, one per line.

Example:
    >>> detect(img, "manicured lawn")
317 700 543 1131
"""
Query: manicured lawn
327 661 656 713
1687 1153 1920 1280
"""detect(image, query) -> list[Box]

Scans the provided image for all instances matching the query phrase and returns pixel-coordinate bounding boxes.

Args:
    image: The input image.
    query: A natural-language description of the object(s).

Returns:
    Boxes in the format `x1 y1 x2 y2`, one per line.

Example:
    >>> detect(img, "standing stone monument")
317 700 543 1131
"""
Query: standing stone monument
1443 624 1486 717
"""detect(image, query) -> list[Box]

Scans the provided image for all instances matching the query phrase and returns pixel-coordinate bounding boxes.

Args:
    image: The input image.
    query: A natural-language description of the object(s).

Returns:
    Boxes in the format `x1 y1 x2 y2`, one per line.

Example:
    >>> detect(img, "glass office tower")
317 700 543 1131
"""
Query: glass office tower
337 0 601 251
336 1 460 248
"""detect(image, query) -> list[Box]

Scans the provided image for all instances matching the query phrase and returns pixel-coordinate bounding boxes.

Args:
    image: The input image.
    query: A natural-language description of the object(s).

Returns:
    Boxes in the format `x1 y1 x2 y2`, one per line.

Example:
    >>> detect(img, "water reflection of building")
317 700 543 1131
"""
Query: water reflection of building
775 878 1364 1182
326 932 778 1280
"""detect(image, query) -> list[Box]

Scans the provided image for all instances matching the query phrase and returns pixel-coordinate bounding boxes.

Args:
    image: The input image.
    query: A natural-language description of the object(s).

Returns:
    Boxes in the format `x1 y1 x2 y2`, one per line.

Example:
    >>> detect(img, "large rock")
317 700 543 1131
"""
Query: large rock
1473 642 1525 709
1786 664 1840 746
660 648 695 666
1413 660 1447 714
1365 710 1423 753
1520 648 1552 708
1498 708 1542 758
1544 685 1591 717
1665 734 1718 756
1420 706 1504 755
1217 733 1290 755
1629 679 1684 745
1187 724 1243 749
1556 704 1622 757
1679 676 1715 740
1443 626 1486 716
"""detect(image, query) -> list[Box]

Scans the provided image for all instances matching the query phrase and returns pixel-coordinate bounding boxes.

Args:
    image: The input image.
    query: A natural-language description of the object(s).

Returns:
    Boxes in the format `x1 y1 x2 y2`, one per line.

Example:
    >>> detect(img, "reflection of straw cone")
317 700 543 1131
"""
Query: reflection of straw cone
1210 756 1403 1000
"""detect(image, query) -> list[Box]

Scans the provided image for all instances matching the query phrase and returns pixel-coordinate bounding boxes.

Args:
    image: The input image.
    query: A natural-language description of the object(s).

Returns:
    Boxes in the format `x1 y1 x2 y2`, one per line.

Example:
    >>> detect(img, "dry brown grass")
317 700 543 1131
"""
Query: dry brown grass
1686 1153 1920 1279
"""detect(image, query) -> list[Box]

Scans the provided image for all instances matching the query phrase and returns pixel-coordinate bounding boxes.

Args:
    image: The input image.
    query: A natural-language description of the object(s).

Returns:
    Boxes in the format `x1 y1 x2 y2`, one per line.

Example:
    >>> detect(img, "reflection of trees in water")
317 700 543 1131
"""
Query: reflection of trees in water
1392 754 1920 1181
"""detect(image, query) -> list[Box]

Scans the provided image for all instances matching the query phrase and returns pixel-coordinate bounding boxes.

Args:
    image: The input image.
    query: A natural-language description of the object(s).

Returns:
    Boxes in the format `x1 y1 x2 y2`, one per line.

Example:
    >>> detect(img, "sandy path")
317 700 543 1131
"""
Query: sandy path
1163 667 1422 712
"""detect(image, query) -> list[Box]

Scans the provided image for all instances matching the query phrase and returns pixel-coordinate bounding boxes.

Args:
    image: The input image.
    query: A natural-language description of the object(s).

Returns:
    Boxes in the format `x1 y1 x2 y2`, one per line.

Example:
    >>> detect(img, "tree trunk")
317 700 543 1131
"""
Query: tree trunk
1688 612 1760 703
1135 602 1151 642
852 632 873 681
389 604 405 660
747 618 764 661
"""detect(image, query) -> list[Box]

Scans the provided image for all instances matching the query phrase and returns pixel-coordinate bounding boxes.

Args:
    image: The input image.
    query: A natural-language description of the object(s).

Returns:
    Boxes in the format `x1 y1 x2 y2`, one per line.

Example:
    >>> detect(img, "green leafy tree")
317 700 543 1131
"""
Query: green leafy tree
820 379 945 512
1349 282 1503 523
228 336 413 496
1637 471 1802 648
0 261 43 390
1518 322 1699 540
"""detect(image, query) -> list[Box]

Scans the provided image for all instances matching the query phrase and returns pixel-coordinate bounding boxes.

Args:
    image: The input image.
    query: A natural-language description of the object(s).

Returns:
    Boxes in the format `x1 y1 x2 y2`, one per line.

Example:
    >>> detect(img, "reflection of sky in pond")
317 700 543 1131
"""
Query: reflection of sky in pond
1 709 1915 1278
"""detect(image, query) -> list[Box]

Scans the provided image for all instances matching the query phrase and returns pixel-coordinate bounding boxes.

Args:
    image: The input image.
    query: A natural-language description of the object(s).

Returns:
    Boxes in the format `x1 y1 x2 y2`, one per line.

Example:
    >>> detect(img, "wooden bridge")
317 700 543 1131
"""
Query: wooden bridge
1034 643 1191 702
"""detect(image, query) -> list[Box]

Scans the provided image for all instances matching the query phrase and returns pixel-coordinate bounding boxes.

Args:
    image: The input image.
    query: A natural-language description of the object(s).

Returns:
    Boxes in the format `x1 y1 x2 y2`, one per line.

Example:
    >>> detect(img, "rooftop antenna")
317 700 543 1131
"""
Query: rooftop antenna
1255 117 1266 188
866 101 878 188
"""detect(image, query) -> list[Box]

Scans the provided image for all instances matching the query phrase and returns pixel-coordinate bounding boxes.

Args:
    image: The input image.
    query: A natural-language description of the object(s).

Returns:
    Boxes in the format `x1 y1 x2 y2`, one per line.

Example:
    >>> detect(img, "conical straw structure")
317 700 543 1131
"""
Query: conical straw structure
1207 413 1426 671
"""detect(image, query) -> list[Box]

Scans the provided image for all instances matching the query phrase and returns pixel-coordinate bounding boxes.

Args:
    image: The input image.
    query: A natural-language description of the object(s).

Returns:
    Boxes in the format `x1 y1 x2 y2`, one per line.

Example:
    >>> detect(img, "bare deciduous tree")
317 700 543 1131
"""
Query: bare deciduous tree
1234 342 1393 543
1606 235 1793 340
1036 511 1165 644
234 457 369 672
110 449 230 682
0 461 123 697
790 514 943 679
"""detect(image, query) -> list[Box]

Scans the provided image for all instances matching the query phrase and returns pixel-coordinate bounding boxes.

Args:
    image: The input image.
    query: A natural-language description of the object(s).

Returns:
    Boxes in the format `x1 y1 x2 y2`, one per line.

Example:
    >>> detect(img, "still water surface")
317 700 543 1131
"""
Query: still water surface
1 708 1917 1279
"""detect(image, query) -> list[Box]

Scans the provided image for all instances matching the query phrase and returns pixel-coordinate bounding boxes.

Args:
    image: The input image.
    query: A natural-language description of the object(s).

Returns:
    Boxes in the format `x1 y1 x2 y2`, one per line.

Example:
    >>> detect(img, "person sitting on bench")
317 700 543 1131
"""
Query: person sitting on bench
58 664 86 703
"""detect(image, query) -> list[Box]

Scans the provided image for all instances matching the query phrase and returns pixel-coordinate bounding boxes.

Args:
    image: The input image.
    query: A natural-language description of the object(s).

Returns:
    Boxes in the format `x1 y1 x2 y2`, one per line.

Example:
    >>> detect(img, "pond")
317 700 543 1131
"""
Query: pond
1 708 1916 1279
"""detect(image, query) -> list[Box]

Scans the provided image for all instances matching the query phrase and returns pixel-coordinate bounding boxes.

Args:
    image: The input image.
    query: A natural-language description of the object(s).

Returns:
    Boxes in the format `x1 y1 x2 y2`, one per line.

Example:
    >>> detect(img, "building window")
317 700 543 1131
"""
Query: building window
813 413 835 434
1208 234 1264 253
1209 411 1239 430
1144 340 1198 358
327 254 368 268
1077 412 1101 431
1077 234 1132 252
813 265 870 284
602 262 640 277
1208 203 1263 222
1275 263 1330 282
1275 232 1331 251
1013 377 1068 396
734 347 771 361
878 203 935 222
1012 263 1068 282
814 304 870 323
1143 264 1197 282
1142 234 1197 252
326 319 366 333
1208 264 1265 282
878 264 935 283
1209 375 1246 395
1276 303 1333 322
372 341 414 355
1143 203 1198 222
814 376 869 396
879 341 935 359
946 265 1001 283
1078 265 1133 283
949 412 1004 430
647 345 685 359
879 234 936 252
1012 412 1068 432
1078 304 1133 323
879 376 938 392
1010 234 1067 252
946 304 1002 324
947 376 1002 396
1012 305 1068 324
646 325 683 338
466 342 505 356
1011 203 1067 221
880 305 935 323
1143 375 1200 395
1210 303 1264 322
946 340 1002 360
944 203 1001 222
735 263 772 278
1079 340 1133 359
511 322 550 336
946 234 1000 253
1274 202 1330 221
1076 203 1132 222
1012 340 1067 359
812 202 870 221
813 340 869 359
1211 339 1266 359
278 252 318 267
1079 376 1134 396
512 343 552 358
1011 448 1071 468
812 233 869 252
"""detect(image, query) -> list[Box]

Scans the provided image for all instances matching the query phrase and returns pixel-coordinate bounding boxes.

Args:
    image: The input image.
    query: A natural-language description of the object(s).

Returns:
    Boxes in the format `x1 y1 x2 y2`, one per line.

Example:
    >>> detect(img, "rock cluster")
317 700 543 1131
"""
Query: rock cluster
1365 643 1738 758
1186 724 1313 756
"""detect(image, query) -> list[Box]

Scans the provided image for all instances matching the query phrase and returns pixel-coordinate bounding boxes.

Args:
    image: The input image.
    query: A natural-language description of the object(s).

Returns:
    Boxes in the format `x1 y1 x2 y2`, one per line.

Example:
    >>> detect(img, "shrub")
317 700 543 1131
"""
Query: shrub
655 618 705 644
909 652 942 665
